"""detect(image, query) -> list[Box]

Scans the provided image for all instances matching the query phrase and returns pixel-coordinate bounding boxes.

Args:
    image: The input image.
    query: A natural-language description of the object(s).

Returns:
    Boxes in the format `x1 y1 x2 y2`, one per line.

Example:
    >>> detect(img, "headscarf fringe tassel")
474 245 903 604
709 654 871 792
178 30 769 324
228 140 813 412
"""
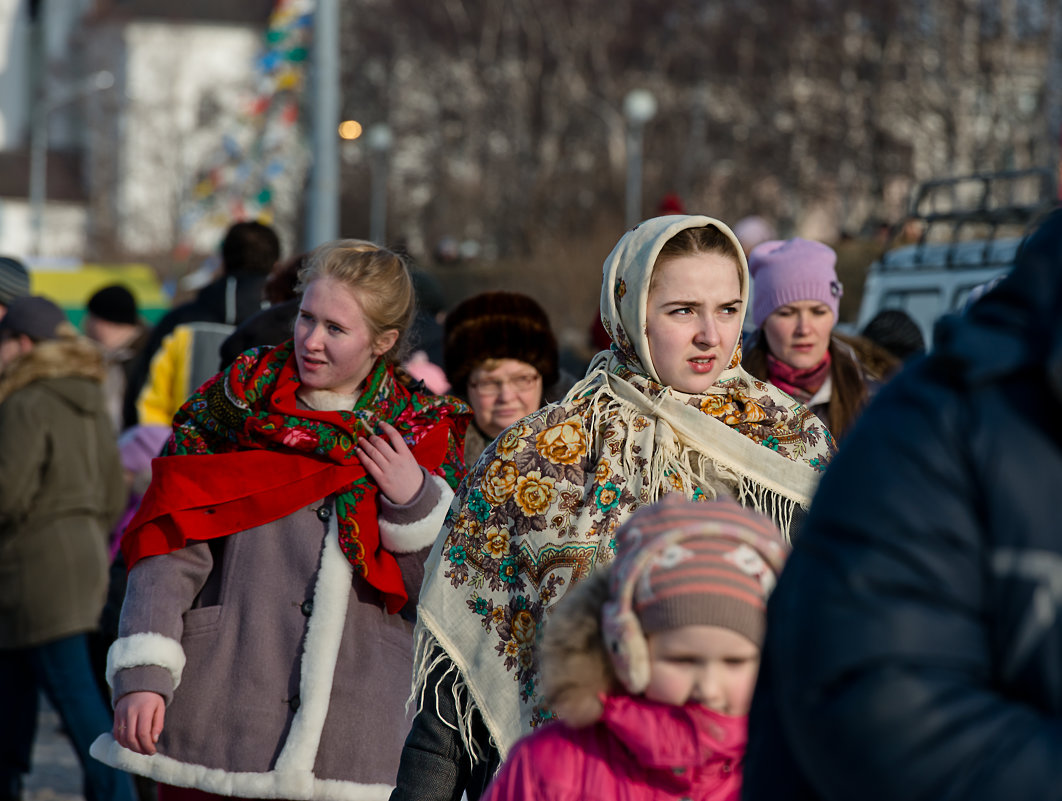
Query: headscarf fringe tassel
409 627 489 768
570 363 799 542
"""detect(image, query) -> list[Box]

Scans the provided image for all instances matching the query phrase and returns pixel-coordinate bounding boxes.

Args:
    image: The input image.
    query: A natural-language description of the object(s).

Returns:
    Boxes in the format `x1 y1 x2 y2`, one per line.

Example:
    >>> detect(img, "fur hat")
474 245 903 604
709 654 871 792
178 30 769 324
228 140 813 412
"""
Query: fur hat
443 291 559 395
0 256 30 308
87 284 139 326
748 238 843 329
0 296 68 342
600 495 788 694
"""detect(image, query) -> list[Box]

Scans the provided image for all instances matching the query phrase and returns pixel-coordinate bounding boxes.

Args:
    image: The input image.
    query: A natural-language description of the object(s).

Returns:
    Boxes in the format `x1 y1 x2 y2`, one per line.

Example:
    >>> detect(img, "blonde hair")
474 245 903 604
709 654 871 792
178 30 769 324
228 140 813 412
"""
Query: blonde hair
296 239 416 363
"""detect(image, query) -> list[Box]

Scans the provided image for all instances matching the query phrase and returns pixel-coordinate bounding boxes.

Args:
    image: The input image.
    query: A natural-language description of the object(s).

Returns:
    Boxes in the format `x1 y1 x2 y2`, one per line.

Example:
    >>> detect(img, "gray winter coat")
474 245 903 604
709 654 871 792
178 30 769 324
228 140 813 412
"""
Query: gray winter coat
91 469 454 801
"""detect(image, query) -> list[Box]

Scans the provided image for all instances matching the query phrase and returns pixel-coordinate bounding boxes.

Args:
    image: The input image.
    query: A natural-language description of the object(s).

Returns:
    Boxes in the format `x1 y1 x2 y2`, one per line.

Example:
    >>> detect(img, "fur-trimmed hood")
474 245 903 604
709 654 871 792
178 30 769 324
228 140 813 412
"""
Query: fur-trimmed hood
538 568 617 727
0 335 106 407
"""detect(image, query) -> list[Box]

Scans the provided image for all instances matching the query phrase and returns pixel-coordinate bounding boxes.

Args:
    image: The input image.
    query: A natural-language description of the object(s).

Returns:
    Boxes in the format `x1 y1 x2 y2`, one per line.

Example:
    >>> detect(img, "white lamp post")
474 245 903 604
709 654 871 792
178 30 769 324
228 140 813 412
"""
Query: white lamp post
367 123 392 245
623 88 657 229
29 70 114 257
305 0 340 251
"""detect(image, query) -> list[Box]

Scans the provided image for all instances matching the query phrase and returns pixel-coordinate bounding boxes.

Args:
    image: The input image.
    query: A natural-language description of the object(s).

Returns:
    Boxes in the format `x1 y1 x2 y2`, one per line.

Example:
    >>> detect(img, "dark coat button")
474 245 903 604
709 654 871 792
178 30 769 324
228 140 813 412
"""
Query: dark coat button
288 694 300 711
316 506 331 521
300 600 313 617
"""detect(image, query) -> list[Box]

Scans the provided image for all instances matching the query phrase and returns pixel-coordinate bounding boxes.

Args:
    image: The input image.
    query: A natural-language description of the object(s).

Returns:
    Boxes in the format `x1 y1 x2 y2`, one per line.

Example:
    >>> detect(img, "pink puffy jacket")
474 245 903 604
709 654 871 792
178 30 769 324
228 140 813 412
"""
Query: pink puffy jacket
482 694 747 801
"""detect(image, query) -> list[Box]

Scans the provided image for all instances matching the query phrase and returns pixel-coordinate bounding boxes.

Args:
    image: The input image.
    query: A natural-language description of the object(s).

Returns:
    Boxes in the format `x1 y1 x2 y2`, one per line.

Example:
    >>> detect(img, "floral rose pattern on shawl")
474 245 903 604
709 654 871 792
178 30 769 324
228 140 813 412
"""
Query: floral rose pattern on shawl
613 364 832 471
165 340 470 599
414 215 834 758
433 359 828 726
437 397 636 723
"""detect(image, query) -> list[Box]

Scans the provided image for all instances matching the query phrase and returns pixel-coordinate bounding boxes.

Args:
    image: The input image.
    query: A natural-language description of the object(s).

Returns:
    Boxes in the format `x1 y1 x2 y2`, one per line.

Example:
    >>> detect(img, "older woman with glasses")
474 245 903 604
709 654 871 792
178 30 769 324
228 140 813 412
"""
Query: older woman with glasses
443 292 560 464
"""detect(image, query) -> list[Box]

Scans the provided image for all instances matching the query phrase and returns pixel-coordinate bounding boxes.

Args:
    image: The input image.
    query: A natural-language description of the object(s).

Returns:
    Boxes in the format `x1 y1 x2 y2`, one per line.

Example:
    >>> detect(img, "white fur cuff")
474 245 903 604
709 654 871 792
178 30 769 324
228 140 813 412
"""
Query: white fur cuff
90 735 395 800
378 476 453 553
107 632 187 690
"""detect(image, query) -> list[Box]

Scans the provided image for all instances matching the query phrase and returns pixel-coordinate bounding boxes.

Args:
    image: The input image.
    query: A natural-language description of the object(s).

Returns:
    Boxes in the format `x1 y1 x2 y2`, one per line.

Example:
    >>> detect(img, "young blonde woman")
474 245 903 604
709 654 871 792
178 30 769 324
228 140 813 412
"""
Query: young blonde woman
91 240 471 801
390 215 834 801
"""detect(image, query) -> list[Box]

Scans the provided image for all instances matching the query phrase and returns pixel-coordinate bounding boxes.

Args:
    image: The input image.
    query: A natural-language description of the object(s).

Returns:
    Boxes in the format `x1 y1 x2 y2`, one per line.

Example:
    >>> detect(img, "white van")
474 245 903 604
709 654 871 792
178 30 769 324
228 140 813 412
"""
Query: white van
855 169 1055 346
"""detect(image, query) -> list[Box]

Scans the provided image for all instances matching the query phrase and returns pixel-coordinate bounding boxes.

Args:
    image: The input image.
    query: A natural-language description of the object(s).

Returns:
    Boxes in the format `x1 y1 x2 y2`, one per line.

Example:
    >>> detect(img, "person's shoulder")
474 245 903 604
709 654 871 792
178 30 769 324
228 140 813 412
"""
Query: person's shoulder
146 299 215 346
509 718 602 766
533 396 595 429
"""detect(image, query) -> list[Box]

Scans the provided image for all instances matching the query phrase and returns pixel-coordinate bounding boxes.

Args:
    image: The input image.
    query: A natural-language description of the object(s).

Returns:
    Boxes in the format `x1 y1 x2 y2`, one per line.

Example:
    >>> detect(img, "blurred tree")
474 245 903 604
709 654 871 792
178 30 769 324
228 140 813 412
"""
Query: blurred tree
337 0 1054 259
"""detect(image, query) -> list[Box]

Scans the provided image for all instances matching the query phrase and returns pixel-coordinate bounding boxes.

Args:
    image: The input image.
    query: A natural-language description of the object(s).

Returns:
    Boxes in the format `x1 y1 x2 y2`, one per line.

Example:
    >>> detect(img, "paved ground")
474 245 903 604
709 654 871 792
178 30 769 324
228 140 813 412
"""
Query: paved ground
25 695 85 801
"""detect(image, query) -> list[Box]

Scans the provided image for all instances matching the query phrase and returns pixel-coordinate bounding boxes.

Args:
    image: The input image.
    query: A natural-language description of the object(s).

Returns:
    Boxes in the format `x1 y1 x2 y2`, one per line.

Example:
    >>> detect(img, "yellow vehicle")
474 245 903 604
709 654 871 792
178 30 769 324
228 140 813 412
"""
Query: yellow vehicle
27 262 170 328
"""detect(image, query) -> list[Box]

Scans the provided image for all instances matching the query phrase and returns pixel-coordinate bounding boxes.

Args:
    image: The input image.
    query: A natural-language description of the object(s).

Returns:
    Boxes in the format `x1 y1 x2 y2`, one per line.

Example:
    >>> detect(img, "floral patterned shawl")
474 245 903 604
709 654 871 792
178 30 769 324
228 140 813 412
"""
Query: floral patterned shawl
122 340 471 613
412 215 833 758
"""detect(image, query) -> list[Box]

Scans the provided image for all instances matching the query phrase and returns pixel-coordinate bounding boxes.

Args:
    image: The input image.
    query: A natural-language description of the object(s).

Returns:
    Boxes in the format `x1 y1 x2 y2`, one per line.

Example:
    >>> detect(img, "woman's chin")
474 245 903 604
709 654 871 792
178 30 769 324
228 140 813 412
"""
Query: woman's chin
664 372 721 395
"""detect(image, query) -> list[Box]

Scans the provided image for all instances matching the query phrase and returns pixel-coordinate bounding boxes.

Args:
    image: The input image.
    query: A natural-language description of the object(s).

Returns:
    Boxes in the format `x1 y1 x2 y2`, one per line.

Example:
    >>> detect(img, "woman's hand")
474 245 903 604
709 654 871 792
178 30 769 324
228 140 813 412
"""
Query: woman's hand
114 691 166 755
356 421 425 505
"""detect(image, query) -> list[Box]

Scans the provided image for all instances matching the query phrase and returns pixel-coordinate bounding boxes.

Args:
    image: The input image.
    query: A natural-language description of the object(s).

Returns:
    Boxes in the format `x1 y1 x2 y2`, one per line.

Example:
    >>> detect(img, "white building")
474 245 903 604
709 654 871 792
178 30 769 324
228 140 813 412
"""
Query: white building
0 0 276 261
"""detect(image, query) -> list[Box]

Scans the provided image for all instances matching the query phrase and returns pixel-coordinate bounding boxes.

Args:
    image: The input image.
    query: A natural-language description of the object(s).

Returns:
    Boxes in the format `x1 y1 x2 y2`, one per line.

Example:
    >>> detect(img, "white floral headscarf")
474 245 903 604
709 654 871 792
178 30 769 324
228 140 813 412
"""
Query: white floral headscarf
411 215 832 763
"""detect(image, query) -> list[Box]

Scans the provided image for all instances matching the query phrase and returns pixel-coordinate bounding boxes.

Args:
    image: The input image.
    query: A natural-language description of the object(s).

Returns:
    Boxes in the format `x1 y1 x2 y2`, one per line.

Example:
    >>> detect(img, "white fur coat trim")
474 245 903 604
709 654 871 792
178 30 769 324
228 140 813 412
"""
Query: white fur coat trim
88 736 393 801
92 509 369 798
378 475 453 554
274 509 350 773
106 632 186 690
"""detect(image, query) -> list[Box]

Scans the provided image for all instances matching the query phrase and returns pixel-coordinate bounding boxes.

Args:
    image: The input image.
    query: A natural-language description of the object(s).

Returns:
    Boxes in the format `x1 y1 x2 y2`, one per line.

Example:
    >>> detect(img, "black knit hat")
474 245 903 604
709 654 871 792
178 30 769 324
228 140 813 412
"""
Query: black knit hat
861 309 925 362
0 296 67 341
0 256 30 307
87 284 139 326
443 291 559 396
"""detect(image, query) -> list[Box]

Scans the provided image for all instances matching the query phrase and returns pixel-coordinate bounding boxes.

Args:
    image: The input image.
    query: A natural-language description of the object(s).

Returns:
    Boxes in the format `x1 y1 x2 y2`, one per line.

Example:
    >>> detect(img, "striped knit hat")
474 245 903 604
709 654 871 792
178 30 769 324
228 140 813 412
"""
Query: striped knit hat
0 257 30 308
601 495 788 694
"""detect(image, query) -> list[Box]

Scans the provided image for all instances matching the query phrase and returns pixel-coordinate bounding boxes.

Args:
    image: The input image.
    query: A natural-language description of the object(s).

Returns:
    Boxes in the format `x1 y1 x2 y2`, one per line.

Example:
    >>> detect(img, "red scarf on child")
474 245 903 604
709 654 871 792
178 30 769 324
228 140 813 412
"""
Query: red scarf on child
121 341 470 614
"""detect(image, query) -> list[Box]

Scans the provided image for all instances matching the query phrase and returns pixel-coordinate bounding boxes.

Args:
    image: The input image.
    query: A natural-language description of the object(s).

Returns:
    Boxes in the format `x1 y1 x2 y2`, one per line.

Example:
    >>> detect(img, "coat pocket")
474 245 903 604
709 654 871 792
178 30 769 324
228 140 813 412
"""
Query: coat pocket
181 604 222 636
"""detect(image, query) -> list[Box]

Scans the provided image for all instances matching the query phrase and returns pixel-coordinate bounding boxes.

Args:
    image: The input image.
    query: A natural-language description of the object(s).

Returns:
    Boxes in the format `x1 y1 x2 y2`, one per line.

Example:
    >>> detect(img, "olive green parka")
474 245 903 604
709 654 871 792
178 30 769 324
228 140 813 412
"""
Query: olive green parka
0 335 125 648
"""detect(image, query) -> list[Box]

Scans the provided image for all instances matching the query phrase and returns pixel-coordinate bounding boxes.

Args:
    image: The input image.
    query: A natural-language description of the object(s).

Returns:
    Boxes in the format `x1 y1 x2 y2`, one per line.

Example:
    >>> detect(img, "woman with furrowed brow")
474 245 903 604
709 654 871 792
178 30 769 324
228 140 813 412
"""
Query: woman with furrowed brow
390 215 834 801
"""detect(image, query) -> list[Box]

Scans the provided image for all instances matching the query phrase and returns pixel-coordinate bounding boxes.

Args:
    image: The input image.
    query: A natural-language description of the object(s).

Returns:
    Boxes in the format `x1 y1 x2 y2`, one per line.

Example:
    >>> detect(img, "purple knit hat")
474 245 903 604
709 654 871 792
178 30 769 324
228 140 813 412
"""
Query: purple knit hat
748 238 843 329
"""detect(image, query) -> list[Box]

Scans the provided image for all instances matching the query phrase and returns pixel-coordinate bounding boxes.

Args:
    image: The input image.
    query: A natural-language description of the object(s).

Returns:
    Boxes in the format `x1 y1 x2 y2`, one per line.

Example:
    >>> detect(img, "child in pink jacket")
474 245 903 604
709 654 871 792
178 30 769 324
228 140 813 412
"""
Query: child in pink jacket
481 495 788 801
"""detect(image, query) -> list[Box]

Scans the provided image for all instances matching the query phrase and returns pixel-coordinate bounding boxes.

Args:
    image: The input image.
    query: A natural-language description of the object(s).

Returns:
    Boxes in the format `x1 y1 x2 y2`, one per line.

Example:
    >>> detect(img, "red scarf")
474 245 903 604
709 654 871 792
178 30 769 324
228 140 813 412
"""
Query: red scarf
766 350 831 403
122 341 470 614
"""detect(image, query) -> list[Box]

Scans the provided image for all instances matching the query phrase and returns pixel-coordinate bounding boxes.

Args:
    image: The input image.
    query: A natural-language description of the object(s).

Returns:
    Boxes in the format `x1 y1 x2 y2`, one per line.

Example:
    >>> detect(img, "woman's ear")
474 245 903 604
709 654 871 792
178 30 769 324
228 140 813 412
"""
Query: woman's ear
372 328 400 357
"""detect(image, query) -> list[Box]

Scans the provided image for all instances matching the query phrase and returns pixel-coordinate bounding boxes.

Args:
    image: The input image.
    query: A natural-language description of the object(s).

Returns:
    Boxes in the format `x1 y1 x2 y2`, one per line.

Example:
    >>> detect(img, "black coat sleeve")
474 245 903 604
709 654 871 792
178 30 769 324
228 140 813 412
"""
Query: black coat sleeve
390 648 501 801
748 369 1062 801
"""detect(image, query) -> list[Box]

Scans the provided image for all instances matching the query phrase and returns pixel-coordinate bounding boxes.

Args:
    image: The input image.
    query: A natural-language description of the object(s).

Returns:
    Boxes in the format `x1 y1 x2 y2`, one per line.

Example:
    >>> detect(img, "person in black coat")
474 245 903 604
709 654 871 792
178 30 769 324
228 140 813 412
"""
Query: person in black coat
743 208 1062 801
218 251 306 369
123 221 280 424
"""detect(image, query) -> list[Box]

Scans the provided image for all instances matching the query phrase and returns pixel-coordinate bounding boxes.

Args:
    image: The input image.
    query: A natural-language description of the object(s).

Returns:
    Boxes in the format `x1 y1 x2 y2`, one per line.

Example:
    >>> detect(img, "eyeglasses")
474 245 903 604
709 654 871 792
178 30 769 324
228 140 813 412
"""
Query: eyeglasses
468 373 542 396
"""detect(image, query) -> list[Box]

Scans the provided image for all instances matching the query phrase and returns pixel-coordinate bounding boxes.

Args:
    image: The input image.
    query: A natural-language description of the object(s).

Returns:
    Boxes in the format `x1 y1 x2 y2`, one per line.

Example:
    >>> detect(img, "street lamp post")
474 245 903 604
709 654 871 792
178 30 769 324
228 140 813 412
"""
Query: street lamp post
623 88 657 229
367 123 392 245
29 70 114 257
305 0 340 250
